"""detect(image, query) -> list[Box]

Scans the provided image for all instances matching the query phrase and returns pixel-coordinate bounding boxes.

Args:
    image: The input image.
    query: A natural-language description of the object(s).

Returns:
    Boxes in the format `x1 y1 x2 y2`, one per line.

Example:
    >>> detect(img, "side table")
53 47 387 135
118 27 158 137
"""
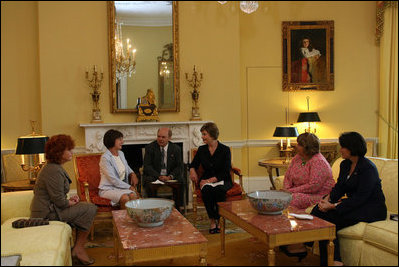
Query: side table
1 179 34 192
258 158 290 190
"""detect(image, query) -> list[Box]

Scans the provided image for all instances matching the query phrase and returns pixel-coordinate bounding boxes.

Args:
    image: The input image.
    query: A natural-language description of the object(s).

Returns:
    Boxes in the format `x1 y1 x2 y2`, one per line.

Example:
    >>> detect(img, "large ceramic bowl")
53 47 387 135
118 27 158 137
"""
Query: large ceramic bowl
247 190 292 215
125 198 174 227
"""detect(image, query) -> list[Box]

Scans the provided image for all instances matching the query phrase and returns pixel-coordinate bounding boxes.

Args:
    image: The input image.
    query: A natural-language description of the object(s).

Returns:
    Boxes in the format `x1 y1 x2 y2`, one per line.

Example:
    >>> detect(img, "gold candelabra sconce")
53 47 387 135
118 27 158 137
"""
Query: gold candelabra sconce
185 65 203 121
85 65 104 123
16 120 48 184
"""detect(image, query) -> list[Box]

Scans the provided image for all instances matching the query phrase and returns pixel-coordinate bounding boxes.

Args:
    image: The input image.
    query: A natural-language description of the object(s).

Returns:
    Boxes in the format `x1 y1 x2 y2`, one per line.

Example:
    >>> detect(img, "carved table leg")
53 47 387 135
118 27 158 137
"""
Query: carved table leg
267 247 276 266
327 239 334 266
199 243 207 266
266 166 276 190
220 217 225 256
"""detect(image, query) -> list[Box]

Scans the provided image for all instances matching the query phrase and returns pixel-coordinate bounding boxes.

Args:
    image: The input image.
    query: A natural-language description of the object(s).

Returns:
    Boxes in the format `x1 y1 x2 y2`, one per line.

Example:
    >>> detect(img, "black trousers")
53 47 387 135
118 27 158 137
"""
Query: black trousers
201 185 226 220
310 205 359 265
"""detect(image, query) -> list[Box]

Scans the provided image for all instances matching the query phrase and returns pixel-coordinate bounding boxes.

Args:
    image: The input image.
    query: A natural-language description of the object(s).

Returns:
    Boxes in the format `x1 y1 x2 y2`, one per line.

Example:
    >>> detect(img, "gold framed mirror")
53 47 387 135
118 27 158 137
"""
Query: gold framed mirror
108 1 179 113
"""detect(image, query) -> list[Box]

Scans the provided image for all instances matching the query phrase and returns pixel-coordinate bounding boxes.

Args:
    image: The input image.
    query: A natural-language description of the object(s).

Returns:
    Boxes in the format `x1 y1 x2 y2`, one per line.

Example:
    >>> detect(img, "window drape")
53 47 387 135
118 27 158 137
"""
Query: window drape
378 2 398 159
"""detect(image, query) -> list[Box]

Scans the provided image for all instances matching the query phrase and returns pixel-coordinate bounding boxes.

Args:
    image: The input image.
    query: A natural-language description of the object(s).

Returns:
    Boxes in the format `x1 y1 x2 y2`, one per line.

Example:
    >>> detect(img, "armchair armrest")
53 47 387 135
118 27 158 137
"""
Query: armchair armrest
83 182 91 203
231 166 246 197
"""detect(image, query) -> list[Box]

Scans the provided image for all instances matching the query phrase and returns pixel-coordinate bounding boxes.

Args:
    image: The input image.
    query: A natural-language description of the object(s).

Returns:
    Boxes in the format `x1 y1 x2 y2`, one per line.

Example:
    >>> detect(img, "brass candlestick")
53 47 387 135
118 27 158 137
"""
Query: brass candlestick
85 65 104 123
185 65 203 121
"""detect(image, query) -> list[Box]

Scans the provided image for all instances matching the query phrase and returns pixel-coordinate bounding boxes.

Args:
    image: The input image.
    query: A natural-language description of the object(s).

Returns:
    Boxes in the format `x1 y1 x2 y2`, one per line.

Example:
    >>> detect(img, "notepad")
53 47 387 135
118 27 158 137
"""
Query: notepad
151 179 165 185
200 180 224 190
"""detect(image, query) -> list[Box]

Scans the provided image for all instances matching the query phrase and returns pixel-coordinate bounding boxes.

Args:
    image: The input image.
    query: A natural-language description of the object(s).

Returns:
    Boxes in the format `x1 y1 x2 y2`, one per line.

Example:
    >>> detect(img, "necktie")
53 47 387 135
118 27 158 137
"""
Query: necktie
161 147 166 170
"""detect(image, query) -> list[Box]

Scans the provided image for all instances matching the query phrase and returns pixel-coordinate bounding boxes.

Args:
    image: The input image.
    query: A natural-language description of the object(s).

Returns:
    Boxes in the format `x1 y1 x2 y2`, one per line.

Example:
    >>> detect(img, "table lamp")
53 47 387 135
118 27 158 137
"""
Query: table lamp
297 96 321 133
297 112 321 133
273 126 299 163
16 134 49 184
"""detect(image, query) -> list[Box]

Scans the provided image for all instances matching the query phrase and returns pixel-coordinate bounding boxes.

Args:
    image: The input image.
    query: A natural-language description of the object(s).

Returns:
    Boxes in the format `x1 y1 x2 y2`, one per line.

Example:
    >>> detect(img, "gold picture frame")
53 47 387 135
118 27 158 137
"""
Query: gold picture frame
282 21 334 91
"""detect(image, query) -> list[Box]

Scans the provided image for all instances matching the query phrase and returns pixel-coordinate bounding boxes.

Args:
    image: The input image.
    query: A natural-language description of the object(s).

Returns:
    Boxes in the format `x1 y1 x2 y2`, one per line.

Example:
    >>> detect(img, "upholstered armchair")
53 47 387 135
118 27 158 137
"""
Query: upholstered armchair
190 148 245 215
73 153 136 240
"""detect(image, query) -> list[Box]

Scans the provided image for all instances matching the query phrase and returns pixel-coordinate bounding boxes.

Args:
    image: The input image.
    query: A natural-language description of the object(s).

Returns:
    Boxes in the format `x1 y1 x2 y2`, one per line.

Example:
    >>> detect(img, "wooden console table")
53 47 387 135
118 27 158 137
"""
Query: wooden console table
258 158 290 190
277 142 339 165
1 179 34 192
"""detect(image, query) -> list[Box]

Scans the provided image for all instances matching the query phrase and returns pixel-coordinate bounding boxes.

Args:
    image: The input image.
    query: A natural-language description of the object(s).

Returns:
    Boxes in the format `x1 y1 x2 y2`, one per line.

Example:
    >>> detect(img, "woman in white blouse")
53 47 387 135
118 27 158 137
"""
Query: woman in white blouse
98 129 139 209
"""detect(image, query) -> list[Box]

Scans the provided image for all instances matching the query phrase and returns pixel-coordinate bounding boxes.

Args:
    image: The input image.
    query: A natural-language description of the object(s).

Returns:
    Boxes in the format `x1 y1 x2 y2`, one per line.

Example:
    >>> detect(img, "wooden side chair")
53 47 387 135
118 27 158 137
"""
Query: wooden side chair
190 148 246 217
73 153 139 240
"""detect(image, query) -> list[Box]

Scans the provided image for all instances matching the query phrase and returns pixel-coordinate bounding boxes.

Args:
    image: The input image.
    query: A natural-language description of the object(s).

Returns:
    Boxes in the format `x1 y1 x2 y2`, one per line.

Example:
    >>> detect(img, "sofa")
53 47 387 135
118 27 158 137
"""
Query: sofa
1 190 73 266
275 156 398 266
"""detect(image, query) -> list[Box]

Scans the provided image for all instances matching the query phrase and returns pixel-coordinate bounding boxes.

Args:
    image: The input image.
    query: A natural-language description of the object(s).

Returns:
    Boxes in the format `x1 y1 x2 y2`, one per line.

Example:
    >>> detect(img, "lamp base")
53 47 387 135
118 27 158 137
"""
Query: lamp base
190 107 201 121
280 148 294 164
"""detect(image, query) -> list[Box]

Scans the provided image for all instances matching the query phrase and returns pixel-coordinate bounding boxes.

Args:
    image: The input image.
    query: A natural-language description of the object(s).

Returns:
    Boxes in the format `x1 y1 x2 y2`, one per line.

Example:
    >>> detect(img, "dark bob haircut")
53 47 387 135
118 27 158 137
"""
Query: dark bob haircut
103 129 124 149
297 132 320 156
45 134 75 164
200 122 219 140
339 132 367 157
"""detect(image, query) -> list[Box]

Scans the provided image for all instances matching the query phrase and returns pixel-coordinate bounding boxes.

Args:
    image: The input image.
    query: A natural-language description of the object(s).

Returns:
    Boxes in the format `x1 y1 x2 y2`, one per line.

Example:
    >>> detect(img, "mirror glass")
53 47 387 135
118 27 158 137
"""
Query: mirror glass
108 1 179 112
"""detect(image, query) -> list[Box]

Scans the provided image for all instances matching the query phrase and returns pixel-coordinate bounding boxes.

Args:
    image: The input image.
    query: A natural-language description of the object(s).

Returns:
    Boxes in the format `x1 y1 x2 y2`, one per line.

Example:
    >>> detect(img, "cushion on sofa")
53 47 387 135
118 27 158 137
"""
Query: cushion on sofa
378 159 398 214
1 191 33 224
1 217 72 266
363 220 398 255
337 222 367 240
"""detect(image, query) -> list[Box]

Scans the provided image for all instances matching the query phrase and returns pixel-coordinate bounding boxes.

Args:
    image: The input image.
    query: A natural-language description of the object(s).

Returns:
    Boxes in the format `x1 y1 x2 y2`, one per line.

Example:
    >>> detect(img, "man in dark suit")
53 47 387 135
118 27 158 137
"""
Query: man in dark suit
143 127 183 201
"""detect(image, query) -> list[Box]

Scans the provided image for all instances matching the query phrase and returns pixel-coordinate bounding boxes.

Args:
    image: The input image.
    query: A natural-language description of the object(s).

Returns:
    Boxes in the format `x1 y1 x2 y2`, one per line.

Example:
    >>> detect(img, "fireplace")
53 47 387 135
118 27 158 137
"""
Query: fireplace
80 121 209 164
80 121 210 208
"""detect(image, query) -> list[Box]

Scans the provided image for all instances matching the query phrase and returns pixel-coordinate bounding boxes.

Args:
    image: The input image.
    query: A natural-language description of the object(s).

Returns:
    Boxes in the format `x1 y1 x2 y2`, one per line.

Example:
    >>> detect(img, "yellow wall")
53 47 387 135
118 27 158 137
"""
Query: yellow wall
1 1 42 148
2 1 380 187
123 25 172 108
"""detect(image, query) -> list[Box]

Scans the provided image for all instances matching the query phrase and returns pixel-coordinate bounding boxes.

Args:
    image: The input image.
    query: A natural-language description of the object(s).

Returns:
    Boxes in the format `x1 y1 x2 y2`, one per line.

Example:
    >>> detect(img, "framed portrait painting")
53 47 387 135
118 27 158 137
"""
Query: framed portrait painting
282 21 334 91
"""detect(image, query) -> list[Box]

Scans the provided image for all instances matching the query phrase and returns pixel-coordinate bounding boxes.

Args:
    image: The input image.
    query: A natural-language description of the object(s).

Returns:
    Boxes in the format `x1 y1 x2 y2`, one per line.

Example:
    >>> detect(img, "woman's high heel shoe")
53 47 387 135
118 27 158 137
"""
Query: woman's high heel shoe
279 245 308 262
72 255 95 266
209 227 218 234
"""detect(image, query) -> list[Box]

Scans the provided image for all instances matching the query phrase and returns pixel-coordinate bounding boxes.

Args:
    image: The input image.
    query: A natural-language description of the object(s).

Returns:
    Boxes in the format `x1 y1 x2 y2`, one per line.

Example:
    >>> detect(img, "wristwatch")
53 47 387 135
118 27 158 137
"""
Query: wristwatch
169 175 174 180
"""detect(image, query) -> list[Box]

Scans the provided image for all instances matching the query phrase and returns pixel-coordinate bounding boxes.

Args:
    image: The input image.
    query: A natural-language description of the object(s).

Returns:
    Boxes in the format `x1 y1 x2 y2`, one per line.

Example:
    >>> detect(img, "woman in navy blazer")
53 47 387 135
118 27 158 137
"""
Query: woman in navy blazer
98 129 139 209
311 132 387 266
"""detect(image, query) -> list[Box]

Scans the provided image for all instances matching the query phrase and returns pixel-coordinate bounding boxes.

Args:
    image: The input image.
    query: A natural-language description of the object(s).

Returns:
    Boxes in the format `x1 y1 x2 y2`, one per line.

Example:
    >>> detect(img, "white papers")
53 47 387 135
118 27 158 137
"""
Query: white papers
152 179 165 184
200 180 224 190
288 213 314 220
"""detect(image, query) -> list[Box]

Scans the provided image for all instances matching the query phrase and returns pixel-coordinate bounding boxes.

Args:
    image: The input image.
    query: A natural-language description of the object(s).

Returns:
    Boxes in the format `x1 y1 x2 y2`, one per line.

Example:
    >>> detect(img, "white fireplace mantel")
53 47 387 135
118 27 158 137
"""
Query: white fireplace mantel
80 121 210 163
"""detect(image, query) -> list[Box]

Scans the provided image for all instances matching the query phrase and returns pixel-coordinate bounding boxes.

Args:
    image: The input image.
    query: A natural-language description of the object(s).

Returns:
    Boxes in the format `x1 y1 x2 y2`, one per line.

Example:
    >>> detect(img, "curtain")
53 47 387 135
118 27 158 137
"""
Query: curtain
378 2 398 159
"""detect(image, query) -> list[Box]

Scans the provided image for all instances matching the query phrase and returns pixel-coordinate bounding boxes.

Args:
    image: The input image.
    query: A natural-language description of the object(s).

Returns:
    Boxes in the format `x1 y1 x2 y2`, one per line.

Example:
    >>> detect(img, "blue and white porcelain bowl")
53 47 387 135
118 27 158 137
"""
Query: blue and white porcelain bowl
125 198 174 227
247 190 292 215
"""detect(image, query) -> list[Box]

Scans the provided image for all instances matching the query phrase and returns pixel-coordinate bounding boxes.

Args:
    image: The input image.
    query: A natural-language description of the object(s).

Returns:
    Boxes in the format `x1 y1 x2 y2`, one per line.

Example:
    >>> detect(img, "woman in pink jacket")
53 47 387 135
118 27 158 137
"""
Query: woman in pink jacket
280 132 335 260
283 132 335 209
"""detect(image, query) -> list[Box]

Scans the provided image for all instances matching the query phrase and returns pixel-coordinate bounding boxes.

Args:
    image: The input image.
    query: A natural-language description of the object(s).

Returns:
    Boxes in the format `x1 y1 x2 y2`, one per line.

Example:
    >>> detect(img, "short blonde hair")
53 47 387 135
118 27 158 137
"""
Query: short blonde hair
200 122 219 140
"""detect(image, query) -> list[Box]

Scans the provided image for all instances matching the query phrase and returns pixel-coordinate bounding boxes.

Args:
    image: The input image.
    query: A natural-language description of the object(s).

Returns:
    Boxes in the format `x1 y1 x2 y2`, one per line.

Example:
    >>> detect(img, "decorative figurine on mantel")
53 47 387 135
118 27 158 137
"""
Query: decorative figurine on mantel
137 89 160 122
85 65 104 123
185 65 203 121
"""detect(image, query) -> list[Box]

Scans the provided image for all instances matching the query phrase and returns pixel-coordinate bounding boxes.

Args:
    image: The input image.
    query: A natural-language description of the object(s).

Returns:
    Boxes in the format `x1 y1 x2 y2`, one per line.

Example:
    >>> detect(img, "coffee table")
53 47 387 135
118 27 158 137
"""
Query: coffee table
112 209 207 265
218 199 336 266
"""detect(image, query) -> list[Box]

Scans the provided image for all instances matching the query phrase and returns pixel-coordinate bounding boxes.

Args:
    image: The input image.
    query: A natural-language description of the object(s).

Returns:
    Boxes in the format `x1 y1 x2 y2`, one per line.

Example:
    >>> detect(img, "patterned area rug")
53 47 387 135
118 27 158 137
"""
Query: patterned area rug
184 207 244 235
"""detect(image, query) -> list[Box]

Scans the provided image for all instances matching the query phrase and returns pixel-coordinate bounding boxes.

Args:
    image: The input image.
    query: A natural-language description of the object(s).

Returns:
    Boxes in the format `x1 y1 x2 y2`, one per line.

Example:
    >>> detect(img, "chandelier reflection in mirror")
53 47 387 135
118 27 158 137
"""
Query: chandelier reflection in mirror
115 21 137 79
158 43 173 78
218 1 259 14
